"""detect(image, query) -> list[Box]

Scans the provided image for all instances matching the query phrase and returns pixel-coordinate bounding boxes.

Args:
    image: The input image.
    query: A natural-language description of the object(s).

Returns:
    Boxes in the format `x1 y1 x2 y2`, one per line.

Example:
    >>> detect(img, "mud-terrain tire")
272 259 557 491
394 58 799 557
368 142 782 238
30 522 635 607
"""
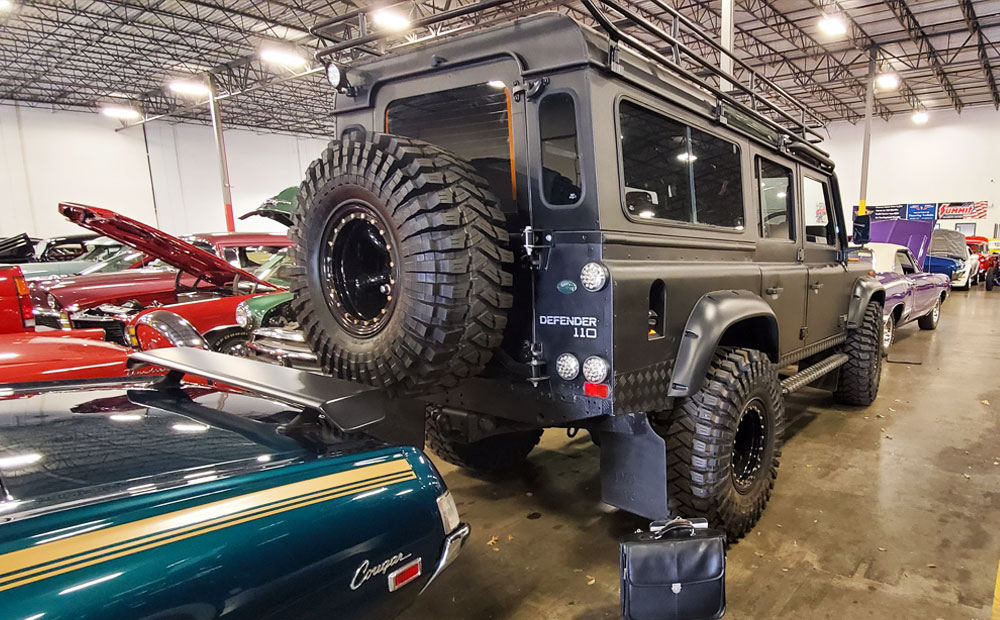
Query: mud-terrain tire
665 347 784 542
206 328 250 355
425 413 542 473
289 132 514 392
834 301 882 406
917 297 941 330
986 268 995 291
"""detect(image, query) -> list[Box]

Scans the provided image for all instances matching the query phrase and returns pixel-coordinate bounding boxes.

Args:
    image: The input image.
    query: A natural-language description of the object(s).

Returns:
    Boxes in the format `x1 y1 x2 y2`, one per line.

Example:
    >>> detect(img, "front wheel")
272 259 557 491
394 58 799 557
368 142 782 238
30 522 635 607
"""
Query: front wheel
834 301 883 406
206 328 250 355
881 314 895 356
918 297 941 330
665 347 784 542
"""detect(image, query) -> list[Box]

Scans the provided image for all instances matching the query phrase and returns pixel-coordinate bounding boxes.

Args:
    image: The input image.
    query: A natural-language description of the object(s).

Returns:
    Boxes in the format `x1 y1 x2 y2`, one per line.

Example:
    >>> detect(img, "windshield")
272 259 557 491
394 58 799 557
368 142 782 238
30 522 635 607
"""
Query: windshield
78 249 150 275
242 250 291 289
77 240 121 262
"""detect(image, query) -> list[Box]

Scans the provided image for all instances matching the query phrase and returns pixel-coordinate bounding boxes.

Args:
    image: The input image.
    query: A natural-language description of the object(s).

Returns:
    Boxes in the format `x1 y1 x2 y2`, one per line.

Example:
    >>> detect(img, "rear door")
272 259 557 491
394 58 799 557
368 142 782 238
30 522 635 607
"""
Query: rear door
801 172 848 345
754 154 807 357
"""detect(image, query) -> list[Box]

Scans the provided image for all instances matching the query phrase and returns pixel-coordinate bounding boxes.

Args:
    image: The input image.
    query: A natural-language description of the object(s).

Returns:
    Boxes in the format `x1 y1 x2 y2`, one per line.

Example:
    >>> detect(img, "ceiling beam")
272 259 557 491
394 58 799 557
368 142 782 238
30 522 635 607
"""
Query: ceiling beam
883 0 963 113
958 0 1000 109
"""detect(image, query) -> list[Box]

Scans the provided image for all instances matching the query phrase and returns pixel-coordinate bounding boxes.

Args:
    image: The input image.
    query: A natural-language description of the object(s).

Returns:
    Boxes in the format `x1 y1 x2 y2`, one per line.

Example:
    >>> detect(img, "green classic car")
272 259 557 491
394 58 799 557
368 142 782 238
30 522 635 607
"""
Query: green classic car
0 347 468 620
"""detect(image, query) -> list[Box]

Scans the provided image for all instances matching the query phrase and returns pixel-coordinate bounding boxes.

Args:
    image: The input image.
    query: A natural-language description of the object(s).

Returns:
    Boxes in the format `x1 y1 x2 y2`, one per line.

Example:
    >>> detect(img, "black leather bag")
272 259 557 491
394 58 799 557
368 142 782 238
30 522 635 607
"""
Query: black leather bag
620 518 726 620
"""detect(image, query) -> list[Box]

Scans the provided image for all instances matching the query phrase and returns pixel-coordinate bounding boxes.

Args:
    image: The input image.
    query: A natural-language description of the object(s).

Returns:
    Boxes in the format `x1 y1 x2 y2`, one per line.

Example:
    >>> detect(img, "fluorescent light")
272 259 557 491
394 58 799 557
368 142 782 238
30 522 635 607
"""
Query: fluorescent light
638 210 655 219
676 152 697 162
0 1 14 12
168 80 211 97
487 80 506 89
101 106 140 120
912 110 929 124
876 72 899 90
260 48 310 68
172 423 209 433
817 15 846 36
370 8 410 32
0 453 41 469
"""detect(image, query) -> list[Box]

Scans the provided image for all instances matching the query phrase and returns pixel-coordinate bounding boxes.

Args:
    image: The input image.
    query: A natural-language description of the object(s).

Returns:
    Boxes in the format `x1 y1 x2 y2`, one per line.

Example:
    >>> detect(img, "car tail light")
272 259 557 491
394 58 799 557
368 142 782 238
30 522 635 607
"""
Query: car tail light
584 382 609 398
388 558 422 592
12 269 34 329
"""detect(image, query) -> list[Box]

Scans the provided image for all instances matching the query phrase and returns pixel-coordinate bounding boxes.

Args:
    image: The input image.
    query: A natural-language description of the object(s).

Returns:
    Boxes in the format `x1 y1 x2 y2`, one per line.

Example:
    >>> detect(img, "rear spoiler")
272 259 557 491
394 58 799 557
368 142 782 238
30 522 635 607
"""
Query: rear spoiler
127 348 394 432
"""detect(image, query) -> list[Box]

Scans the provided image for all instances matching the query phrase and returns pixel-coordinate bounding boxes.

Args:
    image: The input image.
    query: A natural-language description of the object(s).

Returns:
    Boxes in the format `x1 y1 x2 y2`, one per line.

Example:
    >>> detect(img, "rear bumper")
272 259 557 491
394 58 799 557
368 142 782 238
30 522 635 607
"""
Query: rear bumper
420 522 470 594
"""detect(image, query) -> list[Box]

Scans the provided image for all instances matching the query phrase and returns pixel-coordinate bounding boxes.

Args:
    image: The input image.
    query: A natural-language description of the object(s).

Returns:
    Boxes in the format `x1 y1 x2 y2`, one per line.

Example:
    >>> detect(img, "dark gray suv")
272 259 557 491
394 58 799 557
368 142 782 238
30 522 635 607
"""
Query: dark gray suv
259 4 886 540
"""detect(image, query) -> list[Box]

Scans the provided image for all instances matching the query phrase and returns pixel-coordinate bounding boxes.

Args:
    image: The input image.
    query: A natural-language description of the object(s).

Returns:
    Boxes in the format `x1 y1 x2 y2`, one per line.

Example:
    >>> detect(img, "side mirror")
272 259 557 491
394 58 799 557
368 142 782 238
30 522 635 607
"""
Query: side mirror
853 214 871 245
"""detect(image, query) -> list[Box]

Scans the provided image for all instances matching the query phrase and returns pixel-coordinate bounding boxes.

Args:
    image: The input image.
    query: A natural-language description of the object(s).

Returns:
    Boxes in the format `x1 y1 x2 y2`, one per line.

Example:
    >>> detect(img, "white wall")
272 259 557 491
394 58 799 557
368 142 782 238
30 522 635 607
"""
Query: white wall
825 105 1000 238
144 122 328 234
0 105 157 237
0 102 329 239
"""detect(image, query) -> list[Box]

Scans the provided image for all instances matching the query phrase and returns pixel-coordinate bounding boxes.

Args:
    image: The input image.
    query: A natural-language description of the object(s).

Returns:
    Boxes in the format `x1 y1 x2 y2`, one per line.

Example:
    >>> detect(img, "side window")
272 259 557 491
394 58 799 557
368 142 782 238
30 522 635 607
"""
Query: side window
898 251 917 275
223 247 239 267
619 101 744 229
802 176 836 245
756 157 794 240
539 93 581 205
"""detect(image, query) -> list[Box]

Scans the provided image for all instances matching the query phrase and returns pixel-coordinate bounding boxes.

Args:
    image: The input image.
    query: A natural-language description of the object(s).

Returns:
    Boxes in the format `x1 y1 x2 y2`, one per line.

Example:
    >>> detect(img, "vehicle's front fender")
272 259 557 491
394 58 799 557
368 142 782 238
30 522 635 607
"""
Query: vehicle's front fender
847 276 885 329
667 290 778 398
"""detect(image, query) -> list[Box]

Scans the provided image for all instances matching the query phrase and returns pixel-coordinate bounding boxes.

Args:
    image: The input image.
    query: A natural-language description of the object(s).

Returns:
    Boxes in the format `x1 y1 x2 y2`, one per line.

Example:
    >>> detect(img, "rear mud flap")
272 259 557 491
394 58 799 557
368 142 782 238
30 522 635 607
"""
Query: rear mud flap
597 413 668 520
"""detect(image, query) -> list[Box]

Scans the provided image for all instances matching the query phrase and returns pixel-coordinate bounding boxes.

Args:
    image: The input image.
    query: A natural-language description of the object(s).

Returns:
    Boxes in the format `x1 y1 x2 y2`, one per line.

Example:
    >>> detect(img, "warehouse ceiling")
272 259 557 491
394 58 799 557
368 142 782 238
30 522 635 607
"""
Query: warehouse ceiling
0 0 998 137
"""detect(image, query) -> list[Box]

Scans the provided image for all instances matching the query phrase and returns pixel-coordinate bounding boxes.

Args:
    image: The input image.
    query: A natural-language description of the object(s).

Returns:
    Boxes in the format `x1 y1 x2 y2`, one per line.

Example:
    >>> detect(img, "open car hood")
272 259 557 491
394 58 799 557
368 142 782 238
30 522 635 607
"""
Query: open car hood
239 187 296 227
59 203 271 288
929 228 969 261
868 219 933 267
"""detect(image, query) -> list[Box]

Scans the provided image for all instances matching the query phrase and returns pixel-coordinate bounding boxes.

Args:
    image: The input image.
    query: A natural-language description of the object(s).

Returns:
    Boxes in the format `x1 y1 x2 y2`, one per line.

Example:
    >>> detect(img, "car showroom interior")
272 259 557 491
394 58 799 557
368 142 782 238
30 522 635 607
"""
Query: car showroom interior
0 1 998 619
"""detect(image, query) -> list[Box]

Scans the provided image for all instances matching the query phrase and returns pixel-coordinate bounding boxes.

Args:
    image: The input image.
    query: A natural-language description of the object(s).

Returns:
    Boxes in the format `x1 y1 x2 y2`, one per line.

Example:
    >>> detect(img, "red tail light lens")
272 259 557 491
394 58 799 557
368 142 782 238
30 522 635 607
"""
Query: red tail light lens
584 382 609 398
12 272 33 328
388 558 422 592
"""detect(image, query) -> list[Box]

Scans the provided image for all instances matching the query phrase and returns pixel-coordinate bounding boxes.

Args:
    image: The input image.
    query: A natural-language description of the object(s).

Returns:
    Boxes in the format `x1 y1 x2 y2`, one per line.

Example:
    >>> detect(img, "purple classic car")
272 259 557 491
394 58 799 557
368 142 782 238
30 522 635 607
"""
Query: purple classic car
866 220 950 352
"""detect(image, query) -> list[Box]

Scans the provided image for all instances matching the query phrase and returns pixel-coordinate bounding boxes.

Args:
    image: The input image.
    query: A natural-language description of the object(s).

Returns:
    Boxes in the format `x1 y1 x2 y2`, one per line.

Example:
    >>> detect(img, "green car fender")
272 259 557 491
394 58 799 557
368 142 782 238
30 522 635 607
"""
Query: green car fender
237 292 293 331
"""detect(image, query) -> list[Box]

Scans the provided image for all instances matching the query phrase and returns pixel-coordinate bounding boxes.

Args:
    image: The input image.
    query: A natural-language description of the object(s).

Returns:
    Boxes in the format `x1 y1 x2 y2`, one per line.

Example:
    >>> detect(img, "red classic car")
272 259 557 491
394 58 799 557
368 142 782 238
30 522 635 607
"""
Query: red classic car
31 203 289 339
967 236 998 290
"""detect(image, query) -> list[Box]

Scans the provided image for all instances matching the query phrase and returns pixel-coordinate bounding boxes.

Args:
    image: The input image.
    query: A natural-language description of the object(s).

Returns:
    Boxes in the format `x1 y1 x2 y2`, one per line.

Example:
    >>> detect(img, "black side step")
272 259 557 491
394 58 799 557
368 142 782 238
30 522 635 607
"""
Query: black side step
780 353 849 395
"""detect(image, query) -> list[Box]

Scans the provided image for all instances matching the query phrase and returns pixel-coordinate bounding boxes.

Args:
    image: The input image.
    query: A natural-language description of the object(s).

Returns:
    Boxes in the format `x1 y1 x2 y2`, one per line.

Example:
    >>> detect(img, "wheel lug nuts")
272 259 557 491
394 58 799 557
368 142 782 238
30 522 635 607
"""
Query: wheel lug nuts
379 284 391 295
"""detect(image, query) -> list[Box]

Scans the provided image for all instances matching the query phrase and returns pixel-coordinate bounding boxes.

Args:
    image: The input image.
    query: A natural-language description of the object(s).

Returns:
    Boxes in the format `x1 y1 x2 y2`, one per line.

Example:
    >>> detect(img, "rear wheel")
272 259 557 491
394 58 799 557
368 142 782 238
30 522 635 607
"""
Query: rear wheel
290 132 513 393
918 297 941 330
834 301 883 406
425 412 542 473
665 347 784 541
986 268 996 291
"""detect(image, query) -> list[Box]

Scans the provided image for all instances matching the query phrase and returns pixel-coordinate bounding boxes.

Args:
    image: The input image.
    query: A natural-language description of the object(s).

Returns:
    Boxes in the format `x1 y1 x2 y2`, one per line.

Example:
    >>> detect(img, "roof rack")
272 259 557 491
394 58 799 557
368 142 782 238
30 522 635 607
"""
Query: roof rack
312 0 827 151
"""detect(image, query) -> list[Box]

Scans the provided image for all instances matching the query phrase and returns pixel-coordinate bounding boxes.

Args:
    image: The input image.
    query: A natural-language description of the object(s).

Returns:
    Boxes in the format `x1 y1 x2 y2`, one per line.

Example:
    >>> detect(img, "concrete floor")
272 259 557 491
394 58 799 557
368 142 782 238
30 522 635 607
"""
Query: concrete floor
401 288 1000 620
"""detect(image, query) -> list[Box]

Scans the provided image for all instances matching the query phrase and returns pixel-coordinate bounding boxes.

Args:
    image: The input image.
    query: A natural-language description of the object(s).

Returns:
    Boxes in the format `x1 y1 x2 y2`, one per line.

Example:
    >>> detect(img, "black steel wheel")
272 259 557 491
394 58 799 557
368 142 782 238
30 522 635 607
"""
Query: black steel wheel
290 132 513 392
665 347 784 541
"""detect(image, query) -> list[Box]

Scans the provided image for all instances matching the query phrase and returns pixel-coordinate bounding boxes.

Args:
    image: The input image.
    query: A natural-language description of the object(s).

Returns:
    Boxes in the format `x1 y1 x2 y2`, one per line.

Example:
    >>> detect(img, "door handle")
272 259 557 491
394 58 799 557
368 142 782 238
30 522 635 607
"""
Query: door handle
765 286 783 295
809 283 824 291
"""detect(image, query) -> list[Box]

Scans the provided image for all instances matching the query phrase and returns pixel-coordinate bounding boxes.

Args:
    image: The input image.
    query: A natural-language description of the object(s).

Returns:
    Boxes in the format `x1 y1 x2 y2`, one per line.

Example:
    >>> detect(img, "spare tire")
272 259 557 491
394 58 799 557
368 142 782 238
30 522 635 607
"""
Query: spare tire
289 132 514 392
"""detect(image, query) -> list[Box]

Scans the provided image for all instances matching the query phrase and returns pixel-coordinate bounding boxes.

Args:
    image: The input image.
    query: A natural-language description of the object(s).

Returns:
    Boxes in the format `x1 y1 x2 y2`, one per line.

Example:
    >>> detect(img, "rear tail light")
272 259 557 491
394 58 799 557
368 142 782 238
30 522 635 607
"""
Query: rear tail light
12 270 34 329
387 558 422 592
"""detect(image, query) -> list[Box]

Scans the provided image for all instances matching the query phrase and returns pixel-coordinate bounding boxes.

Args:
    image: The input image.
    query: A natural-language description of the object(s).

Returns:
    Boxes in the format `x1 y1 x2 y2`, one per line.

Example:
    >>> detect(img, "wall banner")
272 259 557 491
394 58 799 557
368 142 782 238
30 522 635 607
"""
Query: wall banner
905 203 937 221
853 204 906 221
938 202 988 219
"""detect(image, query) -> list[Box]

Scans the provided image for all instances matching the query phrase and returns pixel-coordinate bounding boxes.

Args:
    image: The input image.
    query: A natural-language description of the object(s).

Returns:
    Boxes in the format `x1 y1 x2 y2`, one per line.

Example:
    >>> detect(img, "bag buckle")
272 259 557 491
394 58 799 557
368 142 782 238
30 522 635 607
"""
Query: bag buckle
671 583 682 594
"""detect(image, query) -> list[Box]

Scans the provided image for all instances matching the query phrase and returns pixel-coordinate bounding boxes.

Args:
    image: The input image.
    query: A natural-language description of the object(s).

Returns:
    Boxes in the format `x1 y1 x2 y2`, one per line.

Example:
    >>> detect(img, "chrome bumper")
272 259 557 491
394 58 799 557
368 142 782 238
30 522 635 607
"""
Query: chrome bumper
247 326 320 371
420 522 470 594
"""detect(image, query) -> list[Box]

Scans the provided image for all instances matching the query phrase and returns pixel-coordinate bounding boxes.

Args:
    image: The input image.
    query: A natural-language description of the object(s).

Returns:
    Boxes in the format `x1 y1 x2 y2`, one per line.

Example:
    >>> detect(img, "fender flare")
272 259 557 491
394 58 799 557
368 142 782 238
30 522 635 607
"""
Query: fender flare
667 290 778 398
847 277 885 329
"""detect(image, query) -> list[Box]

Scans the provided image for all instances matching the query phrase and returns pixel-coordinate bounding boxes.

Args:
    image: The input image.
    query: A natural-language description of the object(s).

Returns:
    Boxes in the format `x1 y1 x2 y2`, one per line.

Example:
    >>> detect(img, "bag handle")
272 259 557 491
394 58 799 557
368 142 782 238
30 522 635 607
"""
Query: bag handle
649 517 696 539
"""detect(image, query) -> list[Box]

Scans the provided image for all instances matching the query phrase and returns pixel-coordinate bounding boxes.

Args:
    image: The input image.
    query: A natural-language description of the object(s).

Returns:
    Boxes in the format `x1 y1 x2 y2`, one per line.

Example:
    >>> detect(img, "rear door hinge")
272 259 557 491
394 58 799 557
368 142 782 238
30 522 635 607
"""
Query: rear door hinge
523 226 552 270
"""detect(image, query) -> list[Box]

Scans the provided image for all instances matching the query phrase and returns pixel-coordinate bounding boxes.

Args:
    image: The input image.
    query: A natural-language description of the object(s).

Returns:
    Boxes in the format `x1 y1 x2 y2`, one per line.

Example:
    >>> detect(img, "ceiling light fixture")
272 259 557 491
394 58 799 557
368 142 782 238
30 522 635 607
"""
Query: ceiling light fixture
0 0 14 12
101 106 141 120
676 152 697 162
370 8 411 32
912 110 929 124
876 72 900 90
817 15 847 36
260 48 310 68
168 80 211 97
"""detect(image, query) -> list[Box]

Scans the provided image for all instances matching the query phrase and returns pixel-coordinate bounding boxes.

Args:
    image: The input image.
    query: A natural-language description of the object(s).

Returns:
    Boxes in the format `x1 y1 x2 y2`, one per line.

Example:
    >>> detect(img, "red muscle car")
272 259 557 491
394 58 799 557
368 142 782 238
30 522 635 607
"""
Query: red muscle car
967 236 998 290
31 204 289 340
